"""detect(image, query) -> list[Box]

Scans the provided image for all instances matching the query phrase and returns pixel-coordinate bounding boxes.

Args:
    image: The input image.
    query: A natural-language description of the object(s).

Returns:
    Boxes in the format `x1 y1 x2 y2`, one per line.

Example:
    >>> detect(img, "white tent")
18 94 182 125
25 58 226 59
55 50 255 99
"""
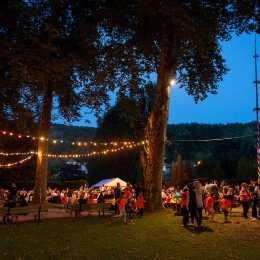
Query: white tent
92 177 127 188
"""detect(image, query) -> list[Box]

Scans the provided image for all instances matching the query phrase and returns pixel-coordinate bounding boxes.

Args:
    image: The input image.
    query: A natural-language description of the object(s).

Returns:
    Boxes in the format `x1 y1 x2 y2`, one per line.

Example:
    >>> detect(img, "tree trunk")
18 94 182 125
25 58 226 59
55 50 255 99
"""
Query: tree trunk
143 27 176 212
183 161 191 179
171 160 177 186
177 153 182 184
33 84 53 204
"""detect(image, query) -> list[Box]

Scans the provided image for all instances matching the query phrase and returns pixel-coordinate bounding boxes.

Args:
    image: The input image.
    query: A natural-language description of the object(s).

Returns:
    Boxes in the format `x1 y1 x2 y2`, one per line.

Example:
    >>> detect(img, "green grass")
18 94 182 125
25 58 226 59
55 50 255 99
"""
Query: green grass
0 209 259 260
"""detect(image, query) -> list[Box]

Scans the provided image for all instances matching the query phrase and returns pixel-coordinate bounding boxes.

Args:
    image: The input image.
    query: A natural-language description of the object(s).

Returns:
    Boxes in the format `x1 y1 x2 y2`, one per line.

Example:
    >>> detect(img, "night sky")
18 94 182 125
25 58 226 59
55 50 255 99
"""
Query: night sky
169 33 259 125
56 33 259 127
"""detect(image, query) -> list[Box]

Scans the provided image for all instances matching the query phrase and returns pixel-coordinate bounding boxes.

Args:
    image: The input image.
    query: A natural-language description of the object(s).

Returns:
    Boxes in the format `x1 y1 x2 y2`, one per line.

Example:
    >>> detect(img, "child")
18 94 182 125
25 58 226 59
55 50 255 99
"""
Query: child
219 195 232 222
136 191 145 217
204 193 215 221
111 192 127 224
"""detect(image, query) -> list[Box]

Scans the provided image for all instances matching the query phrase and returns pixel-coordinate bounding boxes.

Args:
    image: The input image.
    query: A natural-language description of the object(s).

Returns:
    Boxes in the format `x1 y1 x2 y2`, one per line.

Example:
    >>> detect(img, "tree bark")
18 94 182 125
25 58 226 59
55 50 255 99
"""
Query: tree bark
143 27 176 212
171 160 177 186
177 153 182 184
33 84 53 204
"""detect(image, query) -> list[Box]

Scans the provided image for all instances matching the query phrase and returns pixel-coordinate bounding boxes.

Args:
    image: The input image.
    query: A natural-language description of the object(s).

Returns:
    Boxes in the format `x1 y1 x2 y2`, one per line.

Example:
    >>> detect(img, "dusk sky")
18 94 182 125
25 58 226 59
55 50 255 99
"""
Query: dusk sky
169 33 259 125
58 33 259 127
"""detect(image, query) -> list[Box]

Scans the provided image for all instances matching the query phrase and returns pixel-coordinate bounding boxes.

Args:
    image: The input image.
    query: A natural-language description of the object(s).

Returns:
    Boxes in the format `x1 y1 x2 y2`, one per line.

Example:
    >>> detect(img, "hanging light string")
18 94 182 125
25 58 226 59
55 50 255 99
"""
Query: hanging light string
166 134 254 144
0 152 35 156
1 129 254 146
0 130 145 146
44 144 137 158
0 155 34 168
0 144 140 159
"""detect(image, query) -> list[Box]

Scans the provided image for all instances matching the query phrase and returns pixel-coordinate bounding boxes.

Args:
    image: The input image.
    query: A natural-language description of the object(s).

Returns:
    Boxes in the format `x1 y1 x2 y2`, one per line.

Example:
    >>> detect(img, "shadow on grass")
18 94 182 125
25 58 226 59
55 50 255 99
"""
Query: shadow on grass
184 225 214 234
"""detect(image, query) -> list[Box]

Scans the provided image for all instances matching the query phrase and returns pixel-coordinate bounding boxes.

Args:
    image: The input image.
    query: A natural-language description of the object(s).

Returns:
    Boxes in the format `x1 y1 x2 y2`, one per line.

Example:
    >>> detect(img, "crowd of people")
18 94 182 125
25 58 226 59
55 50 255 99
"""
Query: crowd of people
0 181 145 224
0 179 259 225
162 179 260 227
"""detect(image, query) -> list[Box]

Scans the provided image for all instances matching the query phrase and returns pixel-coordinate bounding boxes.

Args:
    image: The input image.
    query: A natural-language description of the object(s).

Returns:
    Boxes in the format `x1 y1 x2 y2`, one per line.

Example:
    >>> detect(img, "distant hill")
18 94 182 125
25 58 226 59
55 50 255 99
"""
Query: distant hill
50 121 256 144
49 122 258 181
51 124 96 141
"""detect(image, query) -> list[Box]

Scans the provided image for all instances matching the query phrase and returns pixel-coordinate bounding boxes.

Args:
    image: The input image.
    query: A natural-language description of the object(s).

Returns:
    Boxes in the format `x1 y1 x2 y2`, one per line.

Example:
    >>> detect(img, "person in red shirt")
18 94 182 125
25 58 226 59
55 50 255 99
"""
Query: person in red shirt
180 187 189 226
219 195 232 222
124 186 134 221
204 193 215 221
111 192 127 224
136 191 145 218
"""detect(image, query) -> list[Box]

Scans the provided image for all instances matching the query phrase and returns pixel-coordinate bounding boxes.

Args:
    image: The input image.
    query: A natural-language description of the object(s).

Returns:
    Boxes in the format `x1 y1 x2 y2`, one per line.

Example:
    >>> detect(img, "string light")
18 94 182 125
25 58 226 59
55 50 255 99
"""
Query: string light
0 144 140 160
0 130 144 146
166 134 255 144
0 151 36 156
43 144 137 158
0 155 34 168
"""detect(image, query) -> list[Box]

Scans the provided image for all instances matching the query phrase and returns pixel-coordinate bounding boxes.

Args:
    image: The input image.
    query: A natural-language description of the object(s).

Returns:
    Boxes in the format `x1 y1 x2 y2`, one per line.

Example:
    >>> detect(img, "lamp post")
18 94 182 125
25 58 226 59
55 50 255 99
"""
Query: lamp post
253 34 260 180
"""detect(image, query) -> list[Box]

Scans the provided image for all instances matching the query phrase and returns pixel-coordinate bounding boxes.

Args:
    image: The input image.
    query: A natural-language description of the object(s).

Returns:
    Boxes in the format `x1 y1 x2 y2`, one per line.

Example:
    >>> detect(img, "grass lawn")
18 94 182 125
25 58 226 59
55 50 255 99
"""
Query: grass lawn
0 208 259 260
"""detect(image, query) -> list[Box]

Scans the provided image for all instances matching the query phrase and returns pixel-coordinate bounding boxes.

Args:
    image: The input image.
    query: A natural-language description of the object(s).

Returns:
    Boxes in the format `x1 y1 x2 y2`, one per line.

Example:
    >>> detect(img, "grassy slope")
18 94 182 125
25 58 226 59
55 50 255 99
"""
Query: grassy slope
0 209 259 260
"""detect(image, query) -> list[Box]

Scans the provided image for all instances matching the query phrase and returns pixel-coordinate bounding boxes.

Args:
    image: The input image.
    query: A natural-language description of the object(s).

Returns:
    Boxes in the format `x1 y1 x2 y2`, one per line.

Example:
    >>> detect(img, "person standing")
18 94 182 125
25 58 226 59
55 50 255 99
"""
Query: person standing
219 195 232 223
180 187 189 226
10 182 18 200
251 182 259 220
188 183 200 227
136 191 145 218
111 192 127 224
204 193 216 222
194 181 204 227
239 183 251 219
114 183 122 214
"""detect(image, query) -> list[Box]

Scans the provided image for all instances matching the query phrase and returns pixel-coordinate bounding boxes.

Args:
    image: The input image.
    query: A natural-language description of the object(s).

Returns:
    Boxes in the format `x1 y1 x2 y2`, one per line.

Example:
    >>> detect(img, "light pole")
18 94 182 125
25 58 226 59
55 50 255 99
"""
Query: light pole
253 34 260 180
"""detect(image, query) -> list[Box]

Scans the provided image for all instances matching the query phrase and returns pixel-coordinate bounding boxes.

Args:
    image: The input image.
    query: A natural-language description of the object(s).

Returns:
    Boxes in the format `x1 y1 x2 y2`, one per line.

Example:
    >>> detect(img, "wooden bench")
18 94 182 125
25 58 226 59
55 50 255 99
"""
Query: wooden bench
68 203 113 217
0 205 47 223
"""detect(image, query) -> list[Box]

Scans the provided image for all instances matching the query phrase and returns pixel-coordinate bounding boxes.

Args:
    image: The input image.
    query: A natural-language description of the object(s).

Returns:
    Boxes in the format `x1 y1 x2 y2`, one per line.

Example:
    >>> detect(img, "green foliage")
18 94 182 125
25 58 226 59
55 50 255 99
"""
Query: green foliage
166 122 257 181
237 157 257 180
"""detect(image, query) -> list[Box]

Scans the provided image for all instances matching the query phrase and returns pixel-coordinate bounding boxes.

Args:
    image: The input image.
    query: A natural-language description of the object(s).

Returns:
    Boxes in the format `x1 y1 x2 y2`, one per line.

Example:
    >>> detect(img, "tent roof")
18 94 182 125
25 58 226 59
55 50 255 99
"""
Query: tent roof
92 177 126 188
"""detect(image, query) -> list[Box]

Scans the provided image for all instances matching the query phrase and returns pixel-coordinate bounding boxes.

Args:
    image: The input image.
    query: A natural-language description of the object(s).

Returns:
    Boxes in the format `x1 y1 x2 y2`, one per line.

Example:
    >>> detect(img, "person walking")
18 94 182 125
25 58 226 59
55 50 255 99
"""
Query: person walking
219 195 232 223
240 183 251 219
204 193 216 222
111 192 127 224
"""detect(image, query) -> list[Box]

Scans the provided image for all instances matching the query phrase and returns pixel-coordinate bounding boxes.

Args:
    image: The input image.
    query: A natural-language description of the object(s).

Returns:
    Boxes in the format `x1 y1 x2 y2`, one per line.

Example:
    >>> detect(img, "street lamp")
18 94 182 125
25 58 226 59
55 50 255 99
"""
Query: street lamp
170 79 177 86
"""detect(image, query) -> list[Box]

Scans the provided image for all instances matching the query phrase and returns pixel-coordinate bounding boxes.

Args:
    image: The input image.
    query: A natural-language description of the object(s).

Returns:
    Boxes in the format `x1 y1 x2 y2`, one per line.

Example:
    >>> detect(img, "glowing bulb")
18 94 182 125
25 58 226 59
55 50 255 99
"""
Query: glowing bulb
170 79 176 86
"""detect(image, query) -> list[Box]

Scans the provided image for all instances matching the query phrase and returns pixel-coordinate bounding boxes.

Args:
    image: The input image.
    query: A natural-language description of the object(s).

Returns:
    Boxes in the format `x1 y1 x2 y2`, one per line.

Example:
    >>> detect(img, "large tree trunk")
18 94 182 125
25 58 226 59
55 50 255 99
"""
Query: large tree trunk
171 160 177 186
33 84 53 204
143 27 176 212
177 153 182 184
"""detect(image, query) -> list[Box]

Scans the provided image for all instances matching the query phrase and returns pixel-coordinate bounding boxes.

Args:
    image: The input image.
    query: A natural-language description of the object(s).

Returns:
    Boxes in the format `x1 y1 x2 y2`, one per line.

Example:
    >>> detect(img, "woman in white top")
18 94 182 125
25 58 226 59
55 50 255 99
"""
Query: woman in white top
194 181 204 226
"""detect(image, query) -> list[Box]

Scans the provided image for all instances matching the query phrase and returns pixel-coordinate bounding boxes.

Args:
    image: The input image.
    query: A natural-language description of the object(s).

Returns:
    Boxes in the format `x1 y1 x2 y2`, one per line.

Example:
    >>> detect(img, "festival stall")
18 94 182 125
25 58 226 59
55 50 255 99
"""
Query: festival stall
92 177 127 188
